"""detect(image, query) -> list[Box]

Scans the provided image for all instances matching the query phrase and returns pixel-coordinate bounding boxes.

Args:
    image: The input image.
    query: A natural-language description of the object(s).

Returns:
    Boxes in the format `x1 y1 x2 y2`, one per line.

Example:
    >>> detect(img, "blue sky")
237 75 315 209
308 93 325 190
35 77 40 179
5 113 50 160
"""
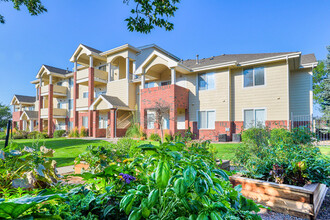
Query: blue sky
0 0 329 115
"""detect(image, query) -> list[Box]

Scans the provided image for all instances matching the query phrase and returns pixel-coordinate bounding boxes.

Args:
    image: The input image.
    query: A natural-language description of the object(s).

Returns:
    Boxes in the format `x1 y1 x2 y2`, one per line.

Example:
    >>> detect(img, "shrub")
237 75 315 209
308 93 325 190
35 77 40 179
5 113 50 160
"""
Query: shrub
236 127 330 186
149 133 160 141
69 127 79 138
164 133 173 142
27 131 39 139
0 132 6 140
125 123 141 138
53 130 66 138
115 137 139 157
12 130 29 139
79 126 87 137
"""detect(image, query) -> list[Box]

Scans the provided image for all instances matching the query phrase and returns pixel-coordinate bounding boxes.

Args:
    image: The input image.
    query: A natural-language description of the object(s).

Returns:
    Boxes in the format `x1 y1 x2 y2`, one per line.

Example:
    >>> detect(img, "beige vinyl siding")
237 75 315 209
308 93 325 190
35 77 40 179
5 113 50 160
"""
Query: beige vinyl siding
289 68 312 116
187 69 229 122
129 83 137 109
107 79 128 106
230 61 288 121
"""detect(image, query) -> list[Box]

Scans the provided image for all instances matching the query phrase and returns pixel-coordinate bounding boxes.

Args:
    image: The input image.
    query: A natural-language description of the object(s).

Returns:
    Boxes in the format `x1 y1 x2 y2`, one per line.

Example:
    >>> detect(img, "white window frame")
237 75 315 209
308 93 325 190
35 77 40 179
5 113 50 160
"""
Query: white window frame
197 110 216 129
197 72 215 91
242 67 266 88
242 108 267 129
82 116 88 128
147 111 156 129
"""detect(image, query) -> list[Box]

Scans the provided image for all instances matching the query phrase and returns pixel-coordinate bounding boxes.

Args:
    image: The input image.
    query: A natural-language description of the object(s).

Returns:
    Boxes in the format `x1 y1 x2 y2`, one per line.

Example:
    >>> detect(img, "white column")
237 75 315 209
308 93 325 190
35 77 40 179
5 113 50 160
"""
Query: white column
30 120 34 131
171 68 176 85
39 78 42 87
74 60 77 72
126 57 130 80
108 63 112 82
19 104 22 111
141 68 145 89
49 75 53 85
132 61 136 73
89 56 94 67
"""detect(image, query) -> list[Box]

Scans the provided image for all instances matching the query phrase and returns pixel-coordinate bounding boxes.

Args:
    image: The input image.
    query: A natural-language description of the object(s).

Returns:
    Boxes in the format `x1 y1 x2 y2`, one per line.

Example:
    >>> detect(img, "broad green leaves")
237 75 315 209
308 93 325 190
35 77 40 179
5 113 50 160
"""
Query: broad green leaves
155 160 171 189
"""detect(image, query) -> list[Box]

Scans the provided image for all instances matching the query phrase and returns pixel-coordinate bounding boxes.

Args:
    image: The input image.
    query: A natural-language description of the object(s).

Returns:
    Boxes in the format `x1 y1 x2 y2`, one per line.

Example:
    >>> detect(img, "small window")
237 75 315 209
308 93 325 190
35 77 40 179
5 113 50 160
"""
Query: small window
69 78 74 87
83 92 89 98
68 121 73 130
161 81 171 86
28 106 34 111
198 73 215 90
82 116 88 128
244 109 265 128
243 67 265 87
57 103 63 109
198 110 215 129
145 82 156 89
147 111 155 129
57 81 63 86
99 115 108 129
68 99 73 110
98 65 106 71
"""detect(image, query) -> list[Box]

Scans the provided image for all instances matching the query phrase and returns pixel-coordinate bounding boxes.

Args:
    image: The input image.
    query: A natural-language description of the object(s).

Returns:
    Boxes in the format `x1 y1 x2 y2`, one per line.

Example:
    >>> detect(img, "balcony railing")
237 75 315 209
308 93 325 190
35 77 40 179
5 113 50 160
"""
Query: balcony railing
40 85 67 97
40 108 67 118
76 68 108 85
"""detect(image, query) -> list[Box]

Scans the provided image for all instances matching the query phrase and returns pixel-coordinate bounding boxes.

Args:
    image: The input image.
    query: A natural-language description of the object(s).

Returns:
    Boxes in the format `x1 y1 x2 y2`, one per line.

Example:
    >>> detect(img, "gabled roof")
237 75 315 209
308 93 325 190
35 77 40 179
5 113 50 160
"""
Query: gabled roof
90 95 129 110
43 65 72 75
301 54 317 64
182 52 298 69
81 44 102 54
11 95 36 104
138 44 180 61
20 111 38 120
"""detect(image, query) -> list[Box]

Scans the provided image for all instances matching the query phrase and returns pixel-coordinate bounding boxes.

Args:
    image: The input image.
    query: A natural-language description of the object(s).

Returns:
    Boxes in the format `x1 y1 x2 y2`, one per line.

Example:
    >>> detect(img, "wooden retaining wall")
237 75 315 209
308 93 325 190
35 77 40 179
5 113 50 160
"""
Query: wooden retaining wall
230 175 327 219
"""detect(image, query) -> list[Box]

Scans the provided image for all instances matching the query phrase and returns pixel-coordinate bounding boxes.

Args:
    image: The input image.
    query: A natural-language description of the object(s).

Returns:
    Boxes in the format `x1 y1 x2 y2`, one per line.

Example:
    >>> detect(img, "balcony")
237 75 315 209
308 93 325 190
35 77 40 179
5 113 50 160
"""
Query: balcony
76 68 108 86
41 85 67 97
40 108 67 118
76 98 89 110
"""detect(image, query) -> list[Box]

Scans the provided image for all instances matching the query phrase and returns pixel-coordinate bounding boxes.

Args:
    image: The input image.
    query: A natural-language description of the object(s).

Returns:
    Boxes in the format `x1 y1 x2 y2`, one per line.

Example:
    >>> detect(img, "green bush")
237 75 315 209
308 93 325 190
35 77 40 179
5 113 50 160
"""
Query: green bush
149 133 160 141
27 131 49 139
12 130 29 139
0 132 6 140
164 133 173 141
53 130 66 138
79 126 87 137
125 123 141 138
236 127 330 186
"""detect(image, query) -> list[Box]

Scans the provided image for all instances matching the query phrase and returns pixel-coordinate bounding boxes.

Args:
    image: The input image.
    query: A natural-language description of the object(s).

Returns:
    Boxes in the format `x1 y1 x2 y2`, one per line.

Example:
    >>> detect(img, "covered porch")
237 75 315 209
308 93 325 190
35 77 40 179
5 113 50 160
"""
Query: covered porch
89 95 132 138
20 111 38 132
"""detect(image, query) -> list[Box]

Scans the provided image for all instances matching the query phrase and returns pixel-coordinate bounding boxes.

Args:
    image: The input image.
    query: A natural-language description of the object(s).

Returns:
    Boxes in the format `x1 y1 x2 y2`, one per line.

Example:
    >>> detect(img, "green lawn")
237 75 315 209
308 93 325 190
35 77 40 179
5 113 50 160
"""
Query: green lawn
0 138 109 167
0 138 329 167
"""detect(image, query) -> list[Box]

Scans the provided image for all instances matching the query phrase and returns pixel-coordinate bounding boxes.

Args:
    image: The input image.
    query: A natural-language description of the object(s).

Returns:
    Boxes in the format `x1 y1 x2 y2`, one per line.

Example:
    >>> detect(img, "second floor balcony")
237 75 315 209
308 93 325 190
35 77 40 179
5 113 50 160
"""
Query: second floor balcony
76 68 108 86
40 108 67 118
41 85 67 98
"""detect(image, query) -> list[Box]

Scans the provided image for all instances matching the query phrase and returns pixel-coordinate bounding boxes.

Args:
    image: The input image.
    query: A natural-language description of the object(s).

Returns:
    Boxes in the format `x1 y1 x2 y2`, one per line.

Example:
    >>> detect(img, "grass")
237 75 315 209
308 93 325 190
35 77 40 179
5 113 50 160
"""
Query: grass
319 146 330 157
0 138 109 167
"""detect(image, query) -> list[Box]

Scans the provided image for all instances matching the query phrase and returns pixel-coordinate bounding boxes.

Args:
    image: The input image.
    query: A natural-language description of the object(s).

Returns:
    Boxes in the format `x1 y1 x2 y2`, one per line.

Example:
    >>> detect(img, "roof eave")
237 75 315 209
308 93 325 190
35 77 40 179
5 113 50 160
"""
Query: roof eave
100 44 141 56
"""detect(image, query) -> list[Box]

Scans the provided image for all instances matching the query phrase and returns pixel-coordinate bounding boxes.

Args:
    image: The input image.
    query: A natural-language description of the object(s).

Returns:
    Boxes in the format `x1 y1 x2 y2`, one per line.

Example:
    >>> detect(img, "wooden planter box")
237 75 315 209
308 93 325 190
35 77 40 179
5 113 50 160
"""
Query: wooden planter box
230 175 327 219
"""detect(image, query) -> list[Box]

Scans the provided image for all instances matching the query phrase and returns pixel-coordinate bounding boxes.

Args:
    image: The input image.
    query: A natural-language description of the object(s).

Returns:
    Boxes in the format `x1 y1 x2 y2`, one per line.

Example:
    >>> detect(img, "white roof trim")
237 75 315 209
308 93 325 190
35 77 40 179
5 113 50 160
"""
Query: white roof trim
192 61 238 72
300 62 318 68
138 44 180 61
100 44 141 56
238 52 301 66
89 95 114 111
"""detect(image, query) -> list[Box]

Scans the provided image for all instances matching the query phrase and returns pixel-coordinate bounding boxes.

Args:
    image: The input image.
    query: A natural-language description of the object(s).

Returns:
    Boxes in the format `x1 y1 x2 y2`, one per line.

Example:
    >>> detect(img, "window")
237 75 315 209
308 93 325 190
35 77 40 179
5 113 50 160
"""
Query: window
147 111 155 129
198 73 215 90
243 67 265 87
244 109 265 128
68 121 73 130
57 103 63 109
82 116 88 128
95 91 106 98
162 114 169 129
28 106 34 111
83 92 88 98
198 110 215 129
69 78 74 87
99 115 108 129
57 81 63 86
145 82 155 88
161 81 171 86
68 99 73 110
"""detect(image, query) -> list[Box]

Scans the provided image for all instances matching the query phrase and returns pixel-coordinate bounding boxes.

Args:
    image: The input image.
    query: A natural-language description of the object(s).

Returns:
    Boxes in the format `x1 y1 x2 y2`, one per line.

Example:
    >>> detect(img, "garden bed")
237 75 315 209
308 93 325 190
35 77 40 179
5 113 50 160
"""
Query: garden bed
230 175 328 219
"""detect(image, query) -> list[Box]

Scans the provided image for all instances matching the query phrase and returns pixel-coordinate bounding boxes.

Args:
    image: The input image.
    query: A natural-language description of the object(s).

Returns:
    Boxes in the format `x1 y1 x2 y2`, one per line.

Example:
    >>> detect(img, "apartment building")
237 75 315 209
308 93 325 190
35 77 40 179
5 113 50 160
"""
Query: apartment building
11 43 317 141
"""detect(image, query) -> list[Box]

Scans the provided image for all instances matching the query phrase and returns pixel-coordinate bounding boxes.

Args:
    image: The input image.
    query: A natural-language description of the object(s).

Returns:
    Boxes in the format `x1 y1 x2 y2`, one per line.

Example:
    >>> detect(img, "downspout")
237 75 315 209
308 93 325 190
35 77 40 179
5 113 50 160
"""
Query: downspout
286 56 290 130
114 108 118 138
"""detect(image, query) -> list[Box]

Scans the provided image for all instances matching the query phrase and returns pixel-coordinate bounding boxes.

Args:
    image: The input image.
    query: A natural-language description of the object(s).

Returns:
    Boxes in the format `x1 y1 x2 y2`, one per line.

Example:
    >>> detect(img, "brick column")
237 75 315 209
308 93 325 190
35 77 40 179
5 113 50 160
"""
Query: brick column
140 109 146 131
185 109 189 129
169 105 177 135
110 108 116 138
88 62 95 136
18 120 23 130
93 110 99 138
48 84 54 137
73 69 79 128
38 87 43 132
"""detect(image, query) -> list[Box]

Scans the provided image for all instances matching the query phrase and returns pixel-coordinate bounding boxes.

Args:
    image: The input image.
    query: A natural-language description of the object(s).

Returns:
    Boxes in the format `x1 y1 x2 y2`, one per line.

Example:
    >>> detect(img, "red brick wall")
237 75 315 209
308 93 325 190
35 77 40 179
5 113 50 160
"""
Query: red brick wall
116 128 127 137
12 111 22 122
266 120 288 129
95 128 106 137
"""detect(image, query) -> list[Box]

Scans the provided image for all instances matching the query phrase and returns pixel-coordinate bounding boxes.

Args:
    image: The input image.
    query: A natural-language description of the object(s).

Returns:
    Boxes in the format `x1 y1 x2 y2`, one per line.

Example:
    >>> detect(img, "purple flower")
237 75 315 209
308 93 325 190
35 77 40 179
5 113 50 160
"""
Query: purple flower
119 173 136 184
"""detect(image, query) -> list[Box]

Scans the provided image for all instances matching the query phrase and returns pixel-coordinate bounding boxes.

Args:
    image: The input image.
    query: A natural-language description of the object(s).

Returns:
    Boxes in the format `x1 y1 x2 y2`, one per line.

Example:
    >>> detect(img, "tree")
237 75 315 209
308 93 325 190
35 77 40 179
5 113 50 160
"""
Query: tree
0 103 11 129
313 46 330 105
0 0 47 24
320 76 330 117
123 0 180 34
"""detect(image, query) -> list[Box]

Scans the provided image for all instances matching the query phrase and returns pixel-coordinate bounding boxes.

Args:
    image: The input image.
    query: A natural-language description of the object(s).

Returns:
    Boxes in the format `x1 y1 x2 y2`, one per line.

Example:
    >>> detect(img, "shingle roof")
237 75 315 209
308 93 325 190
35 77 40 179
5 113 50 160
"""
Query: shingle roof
81 44 102 54
24 111 38 119
101 95 128 108
43 65 72 75
14 95 36 103
301 54 317 64
182 52 296 68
